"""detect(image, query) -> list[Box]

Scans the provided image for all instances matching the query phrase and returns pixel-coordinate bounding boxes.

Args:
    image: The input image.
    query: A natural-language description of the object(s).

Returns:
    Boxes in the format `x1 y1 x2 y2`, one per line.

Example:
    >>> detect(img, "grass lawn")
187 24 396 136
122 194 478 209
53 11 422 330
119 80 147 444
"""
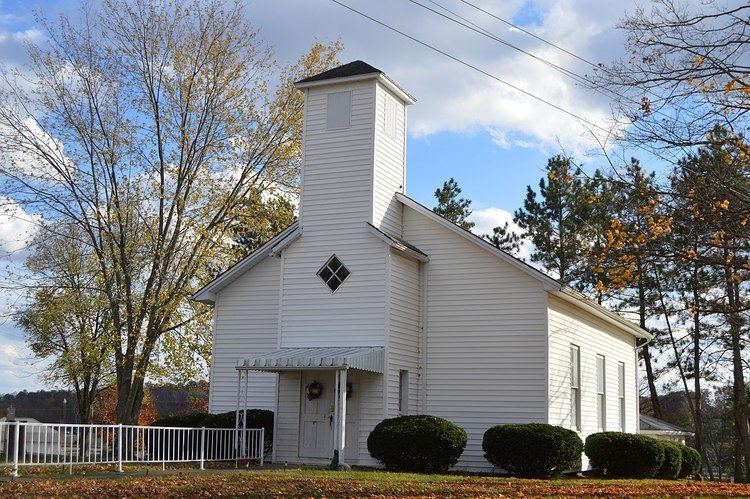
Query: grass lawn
2 468 750 498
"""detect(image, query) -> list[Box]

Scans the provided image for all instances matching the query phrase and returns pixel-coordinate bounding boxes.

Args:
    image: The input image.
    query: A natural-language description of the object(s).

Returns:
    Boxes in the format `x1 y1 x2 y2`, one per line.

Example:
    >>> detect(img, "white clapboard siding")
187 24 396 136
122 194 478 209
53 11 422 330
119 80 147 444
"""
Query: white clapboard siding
282 79 388 348
279 230 387 347
372 82 406 234
386 251 421 417
209 256 279 414
548 295 638 445
402 205 549 471
300 81 375 231
274 371 301 462
350 369 383 466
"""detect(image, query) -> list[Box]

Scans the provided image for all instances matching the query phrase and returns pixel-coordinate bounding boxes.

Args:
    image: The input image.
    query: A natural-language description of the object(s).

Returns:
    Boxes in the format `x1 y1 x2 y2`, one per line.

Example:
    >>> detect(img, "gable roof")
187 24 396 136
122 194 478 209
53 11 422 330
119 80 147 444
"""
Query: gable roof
396 193 652 341
366 222 429 262
294 60 416 105
191 221 300 304
296 60 381 84
640 414 693 435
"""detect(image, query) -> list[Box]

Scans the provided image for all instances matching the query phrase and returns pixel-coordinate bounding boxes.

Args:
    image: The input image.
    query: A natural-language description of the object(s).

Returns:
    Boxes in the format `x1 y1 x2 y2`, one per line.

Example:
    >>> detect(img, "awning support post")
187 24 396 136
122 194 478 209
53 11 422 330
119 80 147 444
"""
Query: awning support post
242 370 249 457
235 369 241 466
331 368 347 469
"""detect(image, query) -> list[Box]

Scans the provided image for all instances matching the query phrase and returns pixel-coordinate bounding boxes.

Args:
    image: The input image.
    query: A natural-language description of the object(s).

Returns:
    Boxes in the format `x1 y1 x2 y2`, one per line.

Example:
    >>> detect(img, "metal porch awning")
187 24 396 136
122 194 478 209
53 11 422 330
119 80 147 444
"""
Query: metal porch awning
236 346 384 374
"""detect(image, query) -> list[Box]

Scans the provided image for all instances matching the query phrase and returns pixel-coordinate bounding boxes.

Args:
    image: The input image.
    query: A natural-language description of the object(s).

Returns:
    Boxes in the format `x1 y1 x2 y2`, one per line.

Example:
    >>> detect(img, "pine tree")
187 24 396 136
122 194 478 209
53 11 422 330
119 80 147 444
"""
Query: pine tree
513 155 592 288
669 127 750 479
594 159 670 418
483 222 523 254
433 178 475 230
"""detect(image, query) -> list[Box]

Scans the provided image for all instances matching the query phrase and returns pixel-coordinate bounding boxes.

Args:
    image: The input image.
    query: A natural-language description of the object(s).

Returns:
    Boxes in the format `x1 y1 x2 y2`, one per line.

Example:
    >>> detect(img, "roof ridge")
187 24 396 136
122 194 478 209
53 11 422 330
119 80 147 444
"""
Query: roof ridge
295 60 382 85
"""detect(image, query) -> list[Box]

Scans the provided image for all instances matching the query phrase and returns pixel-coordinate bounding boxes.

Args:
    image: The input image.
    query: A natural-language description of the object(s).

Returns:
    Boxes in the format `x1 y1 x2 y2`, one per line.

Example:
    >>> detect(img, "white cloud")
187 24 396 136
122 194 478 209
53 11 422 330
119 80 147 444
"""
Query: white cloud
246 0 633 154
0 197 39 261
0 333 48 394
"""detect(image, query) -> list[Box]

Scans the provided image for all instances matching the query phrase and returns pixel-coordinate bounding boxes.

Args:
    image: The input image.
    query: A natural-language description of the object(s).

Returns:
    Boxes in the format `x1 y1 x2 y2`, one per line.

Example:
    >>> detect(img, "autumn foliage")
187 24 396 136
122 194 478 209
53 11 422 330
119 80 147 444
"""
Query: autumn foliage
2 469 750 498
92 387 157 426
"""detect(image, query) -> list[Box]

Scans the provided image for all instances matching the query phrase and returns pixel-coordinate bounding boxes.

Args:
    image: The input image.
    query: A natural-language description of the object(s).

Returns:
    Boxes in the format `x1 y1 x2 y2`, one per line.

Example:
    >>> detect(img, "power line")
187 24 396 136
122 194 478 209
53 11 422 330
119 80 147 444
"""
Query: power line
456 0 598 68
329 0 616 136
411 0 673 122
410 0 590 86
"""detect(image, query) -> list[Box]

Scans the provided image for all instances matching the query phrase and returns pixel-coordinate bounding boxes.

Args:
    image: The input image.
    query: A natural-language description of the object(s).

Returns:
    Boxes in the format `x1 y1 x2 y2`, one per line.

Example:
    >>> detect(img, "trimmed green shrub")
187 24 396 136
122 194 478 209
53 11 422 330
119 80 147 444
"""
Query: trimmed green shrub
150 412 209 428
203 410 274 457
678 445 702 479
367 415 467 473
656 441 683 479
585 432 665 478
482 423 583 477
149 409 274 458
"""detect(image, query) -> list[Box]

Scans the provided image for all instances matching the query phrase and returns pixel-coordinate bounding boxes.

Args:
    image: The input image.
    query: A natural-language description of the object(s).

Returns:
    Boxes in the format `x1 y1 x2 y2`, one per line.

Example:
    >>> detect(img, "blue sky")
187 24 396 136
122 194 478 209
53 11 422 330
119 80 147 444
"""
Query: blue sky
0 0 675 393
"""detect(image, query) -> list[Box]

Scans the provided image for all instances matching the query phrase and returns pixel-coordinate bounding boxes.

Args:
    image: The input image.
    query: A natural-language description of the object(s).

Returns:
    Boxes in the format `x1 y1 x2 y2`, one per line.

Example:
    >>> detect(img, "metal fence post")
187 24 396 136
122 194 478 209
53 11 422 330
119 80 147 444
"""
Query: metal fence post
117 423 123 473
259 427 265 466
199 427 205 470
11 421 20 478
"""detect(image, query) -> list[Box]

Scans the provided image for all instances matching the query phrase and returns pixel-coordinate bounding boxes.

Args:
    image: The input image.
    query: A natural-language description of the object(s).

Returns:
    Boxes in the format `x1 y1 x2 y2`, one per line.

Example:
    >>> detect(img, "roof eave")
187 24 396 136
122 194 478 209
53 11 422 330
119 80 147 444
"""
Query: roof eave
365 222 429 262
294 74 416 105
396 193 558 289
190 222 300 305
552 288 653 340
396 193 649 341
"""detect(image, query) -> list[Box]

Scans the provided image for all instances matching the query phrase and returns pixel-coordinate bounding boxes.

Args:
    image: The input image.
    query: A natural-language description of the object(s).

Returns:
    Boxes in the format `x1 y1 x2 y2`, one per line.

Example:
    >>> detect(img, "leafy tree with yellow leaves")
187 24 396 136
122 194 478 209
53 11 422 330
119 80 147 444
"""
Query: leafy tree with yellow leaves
18 223 114 424
669 126 750 480
591 159 670 419
0 0 342 424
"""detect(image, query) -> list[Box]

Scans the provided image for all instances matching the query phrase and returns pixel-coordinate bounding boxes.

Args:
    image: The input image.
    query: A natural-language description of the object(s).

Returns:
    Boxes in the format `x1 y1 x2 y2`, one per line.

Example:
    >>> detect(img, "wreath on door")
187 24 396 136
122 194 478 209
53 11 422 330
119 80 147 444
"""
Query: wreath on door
306 381 323 400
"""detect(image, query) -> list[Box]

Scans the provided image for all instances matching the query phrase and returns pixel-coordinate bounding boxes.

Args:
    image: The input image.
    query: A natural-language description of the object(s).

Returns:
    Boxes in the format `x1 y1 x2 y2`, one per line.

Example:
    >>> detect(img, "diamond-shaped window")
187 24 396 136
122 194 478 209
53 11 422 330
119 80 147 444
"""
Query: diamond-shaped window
317 255 350 293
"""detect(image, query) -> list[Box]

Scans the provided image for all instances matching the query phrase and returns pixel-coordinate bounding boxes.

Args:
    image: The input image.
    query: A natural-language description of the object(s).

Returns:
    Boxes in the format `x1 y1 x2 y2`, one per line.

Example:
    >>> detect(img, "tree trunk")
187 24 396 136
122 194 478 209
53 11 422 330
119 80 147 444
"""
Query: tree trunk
726 243 750 482
691 257 712 478
637 270 661 418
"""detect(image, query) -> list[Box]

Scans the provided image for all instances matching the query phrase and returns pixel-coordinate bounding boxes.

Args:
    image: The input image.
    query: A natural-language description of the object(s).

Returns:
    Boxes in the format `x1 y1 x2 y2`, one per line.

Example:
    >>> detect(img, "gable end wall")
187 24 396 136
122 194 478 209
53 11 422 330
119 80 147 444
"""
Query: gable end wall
402 205 548 471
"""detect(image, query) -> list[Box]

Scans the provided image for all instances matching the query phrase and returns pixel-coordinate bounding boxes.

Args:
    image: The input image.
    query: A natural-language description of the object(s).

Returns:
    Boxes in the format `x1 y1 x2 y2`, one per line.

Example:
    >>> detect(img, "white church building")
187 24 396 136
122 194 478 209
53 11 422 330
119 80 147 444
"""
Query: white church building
193 61 651 471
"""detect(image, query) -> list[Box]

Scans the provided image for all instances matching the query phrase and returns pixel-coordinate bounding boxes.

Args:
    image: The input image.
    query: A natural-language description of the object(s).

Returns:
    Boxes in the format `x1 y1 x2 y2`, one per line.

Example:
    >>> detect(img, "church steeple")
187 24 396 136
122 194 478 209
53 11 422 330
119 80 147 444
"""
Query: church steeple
294 61 415 236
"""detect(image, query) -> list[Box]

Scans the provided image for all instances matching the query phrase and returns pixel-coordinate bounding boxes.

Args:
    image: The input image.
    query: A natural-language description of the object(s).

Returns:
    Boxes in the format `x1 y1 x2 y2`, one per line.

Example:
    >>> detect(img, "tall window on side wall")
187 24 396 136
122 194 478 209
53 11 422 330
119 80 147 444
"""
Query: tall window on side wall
570 345 581 431
597 355 606 431
326 91 351 130
398 370 409 415
618 361 626 431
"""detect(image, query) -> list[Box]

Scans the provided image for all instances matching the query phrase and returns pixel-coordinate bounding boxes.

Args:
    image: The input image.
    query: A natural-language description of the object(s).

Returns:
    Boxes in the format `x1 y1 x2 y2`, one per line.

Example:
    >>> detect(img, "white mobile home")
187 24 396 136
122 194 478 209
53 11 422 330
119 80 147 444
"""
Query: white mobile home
193 61 651 471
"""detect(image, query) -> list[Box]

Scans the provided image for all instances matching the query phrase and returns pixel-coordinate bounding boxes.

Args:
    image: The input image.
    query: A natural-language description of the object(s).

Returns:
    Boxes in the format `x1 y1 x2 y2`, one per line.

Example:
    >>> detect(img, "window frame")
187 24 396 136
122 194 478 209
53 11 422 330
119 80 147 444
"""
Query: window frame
618 361 626 431
597 354 606 432
316 254 351 293
398 370 409 415
326 90 352 130
570 344 581 431
384 94 397 137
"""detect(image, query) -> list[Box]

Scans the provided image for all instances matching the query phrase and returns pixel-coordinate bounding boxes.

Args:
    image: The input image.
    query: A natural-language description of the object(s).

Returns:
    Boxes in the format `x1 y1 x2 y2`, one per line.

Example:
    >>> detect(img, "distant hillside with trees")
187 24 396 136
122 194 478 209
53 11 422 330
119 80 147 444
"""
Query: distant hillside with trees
1 382 208 424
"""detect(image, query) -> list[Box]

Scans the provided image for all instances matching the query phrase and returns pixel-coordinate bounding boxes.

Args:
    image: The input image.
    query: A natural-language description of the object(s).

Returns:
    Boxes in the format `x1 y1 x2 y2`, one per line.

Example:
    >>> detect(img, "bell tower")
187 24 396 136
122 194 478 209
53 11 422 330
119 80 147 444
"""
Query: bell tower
294 61 415 237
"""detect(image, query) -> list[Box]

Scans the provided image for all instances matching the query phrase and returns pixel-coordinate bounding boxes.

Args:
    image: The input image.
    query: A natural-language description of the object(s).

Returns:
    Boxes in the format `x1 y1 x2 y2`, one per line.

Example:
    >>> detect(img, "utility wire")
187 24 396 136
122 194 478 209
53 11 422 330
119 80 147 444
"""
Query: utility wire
413 0 673 122
456 0 598 68
329 0 617 136
412 0 591 86
330 0 689 177
456 0 684 119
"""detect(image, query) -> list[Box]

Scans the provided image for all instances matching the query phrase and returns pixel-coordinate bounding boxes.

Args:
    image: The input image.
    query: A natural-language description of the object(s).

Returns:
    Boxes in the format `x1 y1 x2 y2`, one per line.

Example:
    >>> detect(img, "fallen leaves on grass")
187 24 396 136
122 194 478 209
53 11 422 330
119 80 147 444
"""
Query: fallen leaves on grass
2 469 750 498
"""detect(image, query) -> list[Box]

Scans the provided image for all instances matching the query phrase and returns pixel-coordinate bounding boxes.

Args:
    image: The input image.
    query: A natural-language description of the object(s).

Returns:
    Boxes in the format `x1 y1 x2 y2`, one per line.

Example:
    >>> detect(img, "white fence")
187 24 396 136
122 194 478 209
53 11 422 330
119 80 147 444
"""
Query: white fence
0 421 264 476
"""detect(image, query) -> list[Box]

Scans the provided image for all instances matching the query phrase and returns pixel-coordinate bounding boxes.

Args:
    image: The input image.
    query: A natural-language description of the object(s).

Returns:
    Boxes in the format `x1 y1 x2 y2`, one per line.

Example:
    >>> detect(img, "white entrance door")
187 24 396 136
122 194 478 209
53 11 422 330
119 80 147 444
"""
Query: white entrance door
299 371 334 459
